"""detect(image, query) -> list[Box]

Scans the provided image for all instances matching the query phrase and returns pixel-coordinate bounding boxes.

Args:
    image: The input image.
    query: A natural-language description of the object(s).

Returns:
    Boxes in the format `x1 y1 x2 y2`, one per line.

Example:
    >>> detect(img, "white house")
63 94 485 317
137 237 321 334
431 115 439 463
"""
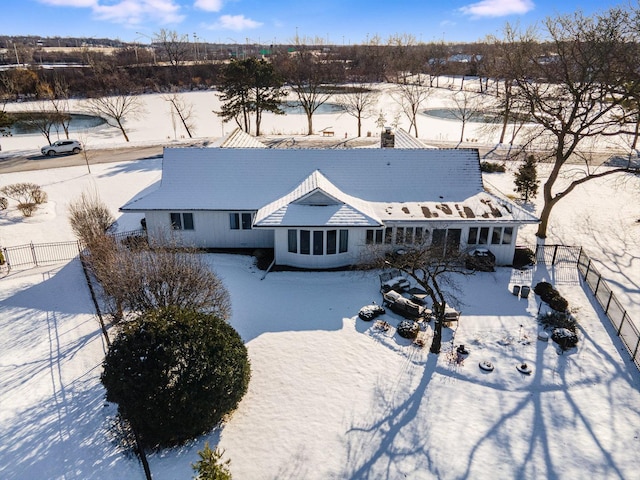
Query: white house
120 131 538 269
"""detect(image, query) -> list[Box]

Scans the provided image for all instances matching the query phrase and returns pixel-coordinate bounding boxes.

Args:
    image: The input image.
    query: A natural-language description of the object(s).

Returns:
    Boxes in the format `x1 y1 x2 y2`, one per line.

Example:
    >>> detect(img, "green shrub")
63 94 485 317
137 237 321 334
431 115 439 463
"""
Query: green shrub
480 161 506 173
101 307 251 449
512 247 535 269
192 442 233 480
534 282 569 312
538 310 576 331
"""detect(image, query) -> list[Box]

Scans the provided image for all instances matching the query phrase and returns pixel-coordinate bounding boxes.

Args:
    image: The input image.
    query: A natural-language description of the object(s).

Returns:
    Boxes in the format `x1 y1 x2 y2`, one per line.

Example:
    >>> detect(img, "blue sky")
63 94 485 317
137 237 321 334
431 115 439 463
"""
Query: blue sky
4 0 622 44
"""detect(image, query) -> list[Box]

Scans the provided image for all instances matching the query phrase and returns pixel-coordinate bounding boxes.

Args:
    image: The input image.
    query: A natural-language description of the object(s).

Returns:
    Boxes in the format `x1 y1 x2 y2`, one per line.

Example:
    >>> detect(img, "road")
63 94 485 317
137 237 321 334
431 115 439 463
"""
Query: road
0 137 627 174
0 145 164 174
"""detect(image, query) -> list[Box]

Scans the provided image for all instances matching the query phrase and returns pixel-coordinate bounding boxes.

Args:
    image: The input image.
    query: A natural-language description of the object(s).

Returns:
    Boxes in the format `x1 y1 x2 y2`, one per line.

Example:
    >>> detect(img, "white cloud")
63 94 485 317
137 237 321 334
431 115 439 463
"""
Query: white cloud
207 14 263 31
194 0 223 12
459 0 534 18
38 0 184 26
93 0 184 26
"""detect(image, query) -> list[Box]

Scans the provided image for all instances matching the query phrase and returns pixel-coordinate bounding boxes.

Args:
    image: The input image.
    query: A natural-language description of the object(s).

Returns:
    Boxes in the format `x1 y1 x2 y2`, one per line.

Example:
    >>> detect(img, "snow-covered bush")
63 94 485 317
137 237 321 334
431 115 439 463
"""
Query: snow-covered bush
397 320 420 339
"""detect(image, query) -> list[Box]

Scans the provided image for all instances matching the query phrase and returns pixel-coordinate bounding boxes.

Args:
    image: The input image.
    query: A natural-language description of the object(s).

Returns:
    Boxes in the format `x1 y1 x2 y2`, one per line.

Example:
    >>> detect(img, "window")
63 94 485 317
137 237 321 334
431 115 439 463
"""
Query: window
396 227 405 244
288 229 297 253
313 231 324 255
384 227 393 244
300 230 310 255
229 213 239 230
502 227 513 245
479 227 489 245
327 230 337 254
491 227 502 245
241 213 252 230
415 227 423 244
170 212 194 230
339 230 348 253
230 212 252 230
366 229 384 245
405 228 413 244
468 227 478 245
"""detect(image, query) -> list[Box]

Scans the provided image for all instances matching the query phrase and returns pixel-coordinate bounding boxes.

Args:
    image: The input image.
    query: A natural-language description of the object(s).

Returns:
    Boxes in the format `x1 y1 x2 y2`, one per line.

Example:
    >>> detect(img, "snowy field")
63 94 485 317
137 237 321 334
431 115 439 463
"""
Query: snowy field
1 80 640 479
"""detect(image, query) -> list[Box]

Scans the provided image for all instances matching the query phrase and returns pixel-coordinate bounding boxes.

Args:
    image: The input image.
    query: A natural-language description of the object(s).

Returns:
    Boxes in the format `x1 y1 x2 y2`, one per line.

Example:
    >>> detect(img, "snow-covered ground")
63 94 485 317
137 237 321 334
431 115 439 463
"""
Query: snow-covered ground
1 81 639 479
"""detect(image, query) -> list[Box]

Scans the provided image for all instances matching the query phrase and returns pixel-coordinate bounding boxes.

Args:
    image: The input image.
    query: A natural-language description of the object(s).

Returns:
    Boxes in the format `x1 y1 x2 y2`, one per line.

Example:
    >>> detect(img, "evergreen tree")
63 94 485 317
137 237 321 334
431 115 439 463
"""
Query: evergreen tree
514 155 539 202
217 58 285 136
192 443 232 480
101 307 251 449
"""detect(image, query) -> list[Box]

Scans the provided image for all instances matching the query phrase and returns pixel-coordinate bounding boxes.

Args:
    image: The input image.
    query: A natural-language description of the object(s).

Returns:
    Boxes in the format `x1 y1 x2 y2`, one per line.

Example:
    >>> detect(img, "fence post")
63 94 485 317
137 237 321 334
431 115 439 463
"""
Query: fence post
617 312 628 336
552 245 559 265
594 274 602 297
633 335 640 363
584 258 591 280
605 291 613 315
30 242 38 267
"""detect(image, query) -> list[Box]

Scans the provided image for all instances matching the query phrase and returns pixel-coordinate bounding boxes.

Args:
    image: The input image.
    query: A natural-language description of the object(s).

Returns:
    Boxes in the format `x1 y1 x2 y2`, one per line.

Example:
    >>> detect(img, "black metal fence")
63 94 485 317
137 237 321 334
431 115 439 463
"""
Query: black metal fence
2 240 82 269
534 243 639 370
1 229 146 271
577 250 639 370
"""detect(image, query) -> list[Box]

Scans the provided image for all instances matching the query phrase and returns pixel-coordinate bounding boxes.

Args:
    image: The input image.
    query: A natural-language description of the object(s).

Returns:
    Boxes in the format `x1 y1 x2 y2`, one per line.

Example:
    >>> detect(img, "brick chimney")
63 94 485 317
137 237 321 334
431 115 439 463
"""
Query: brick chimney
381 127 395 148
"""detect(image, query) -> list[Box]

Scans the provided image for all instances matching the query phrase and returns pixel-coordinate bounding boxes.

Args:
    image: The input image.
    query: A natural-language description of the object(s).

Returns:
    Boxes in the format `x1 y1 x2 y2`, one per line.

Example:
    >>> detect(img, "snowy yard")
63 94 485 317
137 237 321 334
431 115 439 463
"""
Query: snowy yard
2 251 640 479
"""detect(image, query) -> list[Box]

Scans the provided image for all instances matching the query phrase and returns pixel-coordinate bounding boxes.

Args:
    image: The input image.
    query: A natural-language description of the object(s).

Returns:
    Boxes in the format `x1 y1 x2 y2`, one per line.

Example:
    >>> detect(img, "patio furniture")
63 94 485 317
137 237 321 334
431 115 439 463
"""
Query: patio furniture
382 289 432 321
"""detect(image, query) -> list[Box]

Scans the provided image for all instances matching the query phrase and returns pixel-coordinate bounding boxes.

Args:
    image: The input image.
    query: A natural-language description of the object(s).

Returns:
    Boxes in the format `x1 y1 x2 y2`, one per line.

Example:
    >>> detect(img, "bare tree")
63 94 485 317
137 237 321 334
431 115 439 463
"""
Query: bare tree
275 47 337 135
503 8 640 238
364 244 470 354
162 93 196 138
449 89 482 145
154 29 190 71
84 94 144 142
393 82 430 137
335 84 379 137
68 189 115 245
19 101 60 145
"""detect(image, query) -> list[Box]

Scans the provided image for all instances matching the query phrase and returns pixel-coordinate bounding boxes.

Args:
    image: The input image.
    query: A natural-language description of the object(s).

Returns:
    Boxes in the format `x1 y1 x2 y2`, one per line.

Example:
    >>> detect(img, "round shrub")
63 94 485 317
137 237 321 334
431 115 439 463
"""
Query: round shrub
397 320 420 339
534 281 568 312
101 306 251 449
358 304 385 321
512 247 535 269
480 161 506 173
533 281 554 298
552 328 578 350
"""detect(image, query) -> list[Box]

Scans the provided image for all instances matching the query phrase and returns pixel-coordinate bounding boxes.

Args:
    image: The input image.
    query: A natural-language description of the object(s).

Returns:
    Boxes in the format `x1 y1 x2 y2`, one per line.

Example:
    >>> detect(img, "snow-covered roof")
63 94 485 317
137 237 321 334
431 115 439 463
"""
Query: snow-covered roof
121 147 538 225
208 127 268 148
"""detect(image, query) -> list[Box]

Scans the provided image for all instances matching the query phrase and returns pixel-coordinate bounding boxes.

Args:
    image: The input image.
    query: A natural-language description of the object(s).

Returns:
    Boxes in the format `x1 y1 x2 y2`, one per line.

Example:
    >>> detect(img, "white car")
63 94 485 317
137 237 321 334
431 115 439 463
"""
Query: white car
41 139 82 157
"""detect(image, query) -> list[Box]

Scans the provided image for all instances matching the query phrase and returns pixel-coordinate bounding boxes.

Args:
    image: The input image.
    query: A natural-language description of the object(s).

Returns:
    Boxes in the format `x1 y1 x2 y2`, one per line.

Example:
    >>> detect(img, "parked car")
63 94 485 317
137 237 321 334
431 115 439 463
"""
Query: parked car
41 140 82 157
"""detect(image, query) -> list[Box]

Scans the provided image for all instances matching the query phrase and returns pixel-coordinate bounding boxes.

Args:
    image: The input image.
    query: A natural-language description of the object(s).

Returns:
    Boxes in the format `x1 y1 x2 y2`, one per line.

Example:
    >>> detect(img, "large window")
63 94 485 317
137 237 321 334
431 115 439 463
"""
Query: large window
366 229 384 245
170 212 194 230
468 226 513 245
300 230 310 255
229 212 253 230
287 229 348 255
288 229 297 253
502 227 513 245
327 230 337 254
313 231 324 255
339 230 348 253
